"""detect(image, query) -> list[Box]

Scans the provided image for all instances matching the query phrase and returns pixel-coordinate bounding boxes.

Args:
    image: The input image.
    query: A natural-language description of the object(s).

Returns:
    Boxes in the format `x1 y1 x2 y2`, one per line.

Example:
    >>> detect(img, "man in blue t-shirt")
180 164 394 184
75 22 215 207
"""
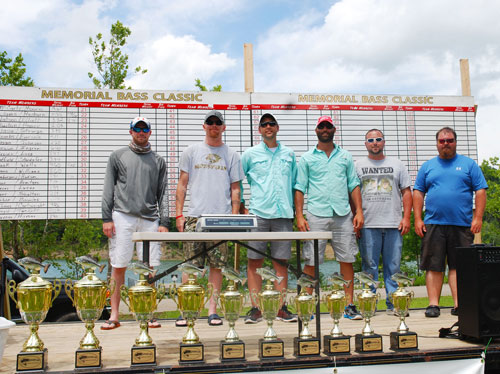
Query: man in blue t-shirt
413 126 487 318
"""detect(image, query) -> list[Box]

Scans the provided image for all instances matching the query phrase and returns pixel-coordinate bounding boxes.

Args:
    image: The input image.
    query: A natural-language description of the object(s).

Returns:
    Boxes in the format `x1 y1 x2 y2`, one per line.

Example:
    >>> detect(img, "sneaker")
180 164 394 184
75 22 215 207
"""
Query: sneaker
244 307 262 324
344 304 362 320
425 305 440 318
451 307 458 316
387 308 410 317
276 304 298 322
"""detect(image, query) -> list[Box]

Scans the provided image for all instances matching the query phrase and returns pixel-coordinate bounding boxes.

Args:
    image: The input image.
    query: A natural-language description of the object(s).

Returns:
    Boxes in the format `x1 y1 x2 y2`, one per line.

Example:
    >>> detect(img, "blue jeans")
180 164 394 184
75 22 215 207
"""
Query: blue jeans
358 228 402 310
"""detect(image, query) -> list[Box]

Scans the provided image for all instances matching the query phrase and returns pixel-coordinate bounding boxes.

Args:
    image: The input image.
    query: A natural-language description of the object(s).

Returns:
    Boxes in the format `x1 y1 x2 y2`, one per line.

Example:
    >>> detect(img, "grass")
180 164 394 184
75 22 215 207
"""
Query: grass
119 296 455 320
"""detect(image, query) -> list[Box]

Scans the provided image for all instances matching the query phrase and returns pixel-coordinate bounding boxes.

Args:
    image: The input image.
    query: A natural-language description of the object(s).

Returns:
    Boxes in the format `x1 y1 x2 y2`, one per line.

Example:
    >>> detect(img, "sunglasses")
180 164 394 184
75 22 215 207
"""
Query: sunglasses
205 118 223 126
260 121 277 128
366 137 384 143
316 122 334 130
438 138 455 144
131 126 150 133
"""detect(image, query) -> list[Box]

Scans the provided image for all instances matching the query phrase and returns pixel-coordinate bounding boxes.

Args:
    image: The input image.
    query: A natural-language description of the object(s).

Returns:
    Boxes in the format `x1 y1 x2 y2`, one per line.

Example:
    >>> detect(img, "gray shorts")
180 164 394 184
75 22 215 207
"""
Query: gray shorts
302 212 358 265
247 217 293 260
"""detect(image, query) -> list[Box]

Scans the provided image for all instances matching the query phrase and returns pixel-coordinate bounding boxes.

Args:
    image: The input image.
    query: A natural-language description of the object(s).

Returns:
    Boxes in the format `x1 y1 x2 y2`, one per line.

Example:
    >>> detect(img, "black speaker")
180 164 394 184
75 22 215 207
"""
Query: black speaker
456 245 500 339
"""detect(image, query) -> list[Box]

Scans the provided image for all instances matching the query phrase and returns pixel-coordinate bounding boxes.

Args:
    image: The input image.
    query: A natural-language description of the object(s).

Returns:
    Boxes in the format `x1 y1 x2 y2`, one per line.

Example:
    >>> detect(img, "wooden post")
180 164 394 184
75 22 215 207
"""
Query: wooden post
244 43 254 93
461 59 482 244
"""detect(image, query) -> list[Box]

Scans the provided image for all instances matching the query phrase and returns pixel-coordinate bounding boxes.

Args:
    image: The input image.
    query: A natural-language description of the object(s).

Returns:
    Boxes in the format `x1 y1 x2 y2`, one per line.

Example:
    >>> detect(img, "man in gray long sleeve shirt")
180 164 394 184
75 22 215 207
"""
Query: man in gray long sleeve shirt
101 117 169 330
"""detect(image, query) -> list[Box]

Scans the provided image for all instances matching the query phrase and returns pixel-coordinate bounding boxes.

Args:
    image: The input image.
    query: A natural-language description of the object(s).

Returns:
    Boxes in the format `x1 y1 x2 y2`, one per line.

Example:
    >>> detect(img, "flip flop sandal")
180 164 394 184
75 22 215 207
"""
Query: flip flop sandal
148 318 161 328
175 315 187 327
100 320 120 330
208 313 223 326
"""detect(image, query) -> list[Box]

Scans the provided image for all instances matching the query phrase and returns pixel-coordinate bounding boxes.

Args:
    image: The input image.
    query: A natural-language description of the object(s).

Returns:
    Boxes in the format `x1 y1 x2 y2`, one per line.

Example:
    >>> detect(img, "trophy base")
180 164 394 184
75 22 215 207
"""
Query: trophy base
258 338 284 359
131 344 157 366
179 343 204 364
220 340 246 361
75 347 102 369
293 337 320 357
390 331 418 351
16 349 47 372
355 333 383 353
323 335 351 355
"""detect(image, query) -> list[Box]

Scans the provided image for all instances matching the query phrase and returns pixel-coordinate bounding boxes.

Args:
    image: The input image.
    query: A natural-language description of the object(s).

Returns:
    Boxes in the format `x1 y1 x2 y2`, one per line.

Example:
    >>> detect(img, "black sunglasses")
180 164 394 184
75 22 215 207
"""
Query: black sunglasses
205 118 223 126
317 122 334 130
438 138 455 144
260 121 277 128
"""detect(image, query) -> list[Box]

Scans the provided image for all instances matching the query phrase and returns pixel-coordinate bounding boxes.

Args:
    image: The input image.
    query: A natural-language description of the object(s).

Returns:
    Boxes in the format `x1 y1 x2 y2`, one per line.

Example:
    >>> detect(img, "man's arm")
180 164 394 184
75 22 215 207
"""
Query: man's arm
294 190 309 232
413 189 426 238
230 181 241 214
349 185 364 230
102 155 117 238
399 187 412 235
175 171 189 232
471 188 487 234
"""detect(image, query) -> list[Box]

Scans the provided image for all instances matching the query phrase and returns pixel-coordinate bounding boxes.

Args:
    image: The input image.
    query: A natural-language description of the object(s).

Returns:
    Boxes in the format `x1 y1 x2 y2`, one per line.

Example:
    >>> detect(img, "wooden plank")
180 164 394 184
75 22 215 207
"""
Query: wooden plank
244 43 254 93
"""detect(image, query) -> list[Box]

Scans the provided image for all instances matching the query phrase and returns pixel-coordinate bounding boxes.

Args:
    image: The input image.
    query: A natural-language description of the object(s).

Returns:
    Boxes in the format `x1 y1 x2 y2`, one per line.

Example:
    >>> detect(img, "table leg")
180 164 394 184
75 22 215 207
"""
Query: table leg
142 240 150 267
314 239 321 339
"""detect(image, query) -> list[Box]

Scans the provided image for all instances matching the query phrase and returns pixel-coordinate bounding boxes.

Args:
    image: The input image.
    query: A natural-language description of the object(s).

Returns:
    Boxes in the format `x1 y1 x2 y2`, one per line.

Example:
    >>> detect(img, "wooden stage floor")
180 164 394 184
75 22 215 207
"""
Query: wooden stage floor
2 308 499 373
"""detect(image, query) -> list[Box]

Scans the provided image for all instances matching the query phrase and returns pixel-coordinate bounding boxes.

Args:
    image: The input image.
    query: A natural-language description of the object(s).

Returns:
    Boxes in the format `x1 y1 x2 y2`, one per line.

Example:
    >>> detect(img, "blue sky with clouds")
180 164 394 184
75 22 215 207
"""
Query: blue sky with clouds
1 0 499 162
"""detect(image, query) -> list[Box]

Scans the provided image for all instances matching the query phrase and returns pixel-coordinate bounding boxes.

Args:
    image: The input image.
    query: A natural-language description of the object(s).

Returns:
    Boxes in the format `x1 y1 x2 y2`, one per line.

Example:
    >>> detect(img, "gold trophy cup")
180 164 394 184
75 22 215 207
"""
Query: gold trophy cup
218 267 246 361
120 261 165 366
64 256 111 369
170 263 213 364
7 257 61 372
323 273 351 355
251 267 286 360
390 272 418 351
354 272 383 353
290 275 320 357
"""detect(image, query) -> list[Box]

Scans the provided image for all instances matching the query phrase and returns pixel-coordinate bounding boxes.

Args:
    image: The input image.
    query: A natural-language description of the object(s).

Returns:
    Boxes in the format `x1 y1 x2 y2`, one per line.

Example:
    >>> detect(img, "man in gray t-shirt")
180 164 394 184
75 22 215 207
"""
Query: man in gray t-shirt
175 110 243 326
355 129 412 314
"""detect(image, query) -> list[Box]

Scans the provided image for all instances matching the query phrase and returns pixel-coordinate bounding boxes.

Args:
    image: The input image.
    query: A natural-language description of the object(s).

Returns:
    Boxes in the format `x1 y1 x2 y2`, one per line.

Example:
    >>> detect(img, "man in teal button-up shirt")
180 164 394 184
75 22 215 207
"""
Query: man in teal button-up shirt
295 115 364 320
241 113 298 323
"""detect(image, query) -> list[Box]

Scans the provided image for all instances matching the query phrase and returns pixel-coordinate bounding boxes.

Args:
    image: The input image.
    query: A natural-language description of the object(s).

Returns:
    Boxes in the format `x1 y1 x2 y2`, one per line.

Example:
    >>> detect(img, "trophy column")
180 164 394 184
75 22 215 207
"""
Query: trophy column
292 275 320 357
390 274 418 351
323 281 351 355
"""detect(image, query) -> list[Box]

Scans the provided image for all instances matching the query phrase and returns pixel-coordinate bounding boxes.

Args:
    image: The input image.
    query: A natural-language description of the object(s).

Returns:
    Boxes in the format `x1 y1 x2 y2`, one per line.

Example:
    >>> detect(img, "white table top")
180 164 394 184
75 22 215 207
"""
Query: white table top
132 231 332 242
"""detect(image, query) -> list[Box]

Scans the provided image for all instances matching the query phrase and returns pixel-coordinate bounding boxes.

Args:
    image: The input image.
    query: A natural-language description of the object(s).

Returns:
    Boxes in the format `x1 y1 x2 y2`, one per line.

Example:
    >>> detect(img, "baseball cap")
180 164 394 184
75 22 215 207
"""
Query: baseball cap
130 117 151 129
259 112 278 124
204 110 224 123
316 115 335 128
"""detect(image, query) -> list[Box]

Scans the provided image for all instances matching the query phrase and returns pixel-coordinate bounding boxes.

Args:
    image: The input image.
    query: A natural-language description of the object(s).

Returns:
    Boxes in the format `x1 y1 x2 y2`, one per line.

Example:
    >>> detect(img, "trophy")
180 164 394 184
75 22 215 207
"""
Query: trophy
120 261 165 366
354 272 382 353
218 267 246 361
170 263 213 364
323 273 351 355
64 256 112 369
7 257 61 372
390 273 418 351
289 275 320 357
251 267 286 360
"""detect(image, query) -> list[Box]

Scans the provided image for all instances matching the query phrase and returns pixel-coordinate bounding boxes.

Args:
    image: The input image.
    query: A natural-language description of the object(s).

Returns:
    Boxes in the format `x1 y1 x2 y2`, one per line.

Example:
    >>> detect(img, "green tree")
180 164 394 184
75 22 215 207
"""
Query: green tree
195 78 222 92
481 157 500 245
88 20 147 89
0 51 34 87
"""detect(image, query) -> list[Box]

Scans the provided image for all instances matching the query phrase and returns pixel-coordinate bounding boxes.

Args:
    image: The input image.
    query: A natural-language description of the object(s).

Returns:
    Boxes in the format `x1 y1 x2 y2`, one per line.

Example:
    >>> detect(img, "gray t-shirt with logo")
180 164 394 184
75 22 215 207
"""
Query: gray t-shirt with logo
180 142 244 217
355 157 411 228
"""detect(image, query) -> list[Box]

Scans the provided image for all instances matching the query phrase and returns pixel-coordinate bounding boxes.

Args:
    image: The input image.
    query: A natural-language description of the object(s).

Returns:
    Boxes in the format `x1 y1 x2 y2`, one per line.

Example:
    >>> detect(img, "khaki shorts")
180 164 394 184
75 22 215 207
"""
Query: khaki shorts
183 217 229 268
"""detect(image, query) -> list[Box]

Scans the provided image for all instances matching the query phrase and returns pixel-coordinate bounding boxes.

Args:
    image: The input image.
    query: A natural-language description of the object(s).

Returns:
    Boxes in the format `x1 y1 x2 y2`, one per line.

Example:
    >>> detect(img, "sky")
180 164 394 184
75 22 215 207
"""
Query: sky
1 0 498 162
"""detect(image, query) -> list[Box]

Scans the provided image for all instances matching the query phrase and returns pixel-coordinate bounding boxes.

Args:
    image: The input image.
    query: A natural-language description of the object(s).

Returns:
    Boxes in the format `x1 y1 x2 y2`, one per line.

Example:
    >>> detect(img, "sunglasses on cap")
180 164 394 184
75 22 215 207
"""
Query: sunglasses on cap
260 121 277 128
205 118 223 126
317 122 334 130
438 138 455 144
131 126 151 133
366 137 384 143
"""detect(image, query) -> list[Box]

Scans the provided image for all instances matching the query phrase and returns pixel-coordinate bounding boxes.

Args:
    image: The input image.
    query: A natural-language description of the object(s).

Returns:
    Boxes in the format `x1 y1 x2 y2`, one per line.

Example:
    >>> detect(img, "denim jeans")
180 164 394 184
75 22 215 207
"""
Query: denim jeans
358 228 402 309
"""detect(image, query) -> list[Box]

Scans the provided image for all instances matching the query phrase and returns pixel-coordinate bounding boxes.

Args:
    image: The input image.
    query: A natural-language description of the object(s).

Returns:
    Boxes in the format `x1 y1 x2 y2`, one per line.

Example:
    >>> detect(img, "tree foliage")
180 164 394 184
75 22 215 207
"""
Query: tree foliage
0 51 34 87
195 78 222 92
88 20 147 89
481 157 500 245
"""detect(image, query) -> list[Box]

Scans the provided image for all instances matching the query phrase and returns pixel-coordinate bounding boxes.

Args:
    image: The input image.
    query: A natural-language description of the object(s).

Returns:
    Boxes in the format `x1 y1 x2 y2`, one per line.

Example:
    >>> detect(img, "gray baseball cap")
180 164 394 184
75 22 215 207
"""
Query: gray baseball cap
204 110 224 123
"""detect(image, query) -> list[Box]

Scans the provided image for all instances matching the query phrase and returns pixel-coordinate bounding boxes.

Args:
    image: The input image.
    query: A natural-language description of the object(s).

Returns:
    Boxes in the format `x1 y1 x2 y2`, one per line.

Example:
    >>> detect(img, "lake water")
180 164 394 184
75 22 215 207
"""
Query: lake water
44 259 340 289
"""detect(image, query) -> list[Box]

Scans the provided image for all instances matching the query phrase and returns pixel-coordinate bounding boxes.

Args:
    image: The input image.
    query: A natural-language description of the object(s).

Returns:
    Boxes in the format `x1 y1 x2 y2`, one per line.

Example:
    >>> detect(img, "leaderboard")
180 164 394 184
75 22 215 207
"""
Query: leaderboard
0 87 477 220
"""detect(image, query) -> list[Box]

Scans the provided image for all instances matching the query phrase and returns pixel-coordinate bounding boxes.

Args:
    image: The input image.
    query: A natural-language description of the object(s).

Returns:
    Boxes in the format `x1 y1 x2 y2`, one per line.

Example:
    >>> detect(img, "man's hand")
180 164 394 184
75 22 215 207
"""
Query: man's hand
296 215 310 232
102 221 115 238
352 211 364 231
398 217 411 235
470 217 483 234
414 218 426 238
158 225 169 233
176 216 186 232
